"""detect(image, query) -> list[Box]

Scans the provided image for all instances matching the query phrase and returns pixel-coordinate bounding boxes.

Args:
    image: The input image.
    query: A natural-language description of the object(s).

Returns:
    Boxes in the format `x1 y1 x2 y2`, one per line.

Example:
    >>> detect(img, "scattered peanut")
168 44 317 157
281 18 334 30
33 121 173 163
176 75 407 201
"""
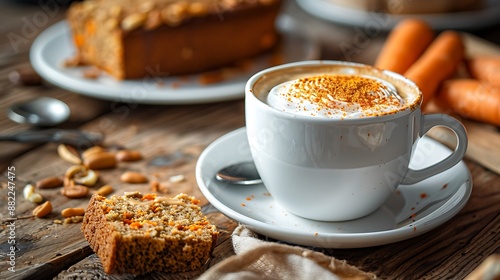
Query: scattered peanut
61 207 85 218
23 184 35 200
28 193 44 203
124 191 142 198
23 184 44 203
96 185 114 196
33 201 52 218
64 165 99 187
65 165 87 178
36 176 63 189
61 185 89 199
81 146 106 159
150 180 160 192
64 216 84 224
74 169 99 187
150 180 169 193
34 144 154 206
84 152 117 170
120 171 148 184
64 176 74 188
115 150 143 162
57 144 82 164
169 174 185 183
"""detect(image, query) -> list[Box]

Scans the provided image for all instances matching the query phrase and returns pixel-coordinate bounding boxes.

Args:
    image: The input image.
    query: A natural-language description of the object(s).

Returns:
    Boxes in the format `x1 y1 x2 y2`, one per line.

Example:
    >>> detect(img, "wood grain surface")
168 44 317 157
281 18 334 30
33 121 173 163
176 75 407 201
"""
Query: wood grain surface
0 1 499 280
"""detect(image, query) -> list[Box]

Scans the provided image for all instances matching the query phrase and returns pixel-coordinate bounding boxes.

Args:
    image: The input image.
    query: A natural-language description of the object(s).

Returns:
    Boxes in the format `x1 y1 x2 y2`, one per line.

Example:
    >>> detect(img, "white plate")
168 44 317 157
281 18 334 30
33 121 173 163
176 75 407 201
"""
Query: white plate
296 0 500 31
196 127 472 248
30 21 319 104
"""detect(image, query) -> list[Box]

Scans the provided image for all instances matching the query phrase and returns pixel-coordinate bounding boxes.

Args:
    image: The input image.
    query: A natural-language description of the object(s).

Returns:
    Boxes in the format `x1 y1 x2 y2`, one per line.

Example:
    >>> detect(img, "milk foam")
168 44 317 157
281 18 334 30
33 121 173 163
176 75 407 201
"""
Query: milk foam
267 74 408 119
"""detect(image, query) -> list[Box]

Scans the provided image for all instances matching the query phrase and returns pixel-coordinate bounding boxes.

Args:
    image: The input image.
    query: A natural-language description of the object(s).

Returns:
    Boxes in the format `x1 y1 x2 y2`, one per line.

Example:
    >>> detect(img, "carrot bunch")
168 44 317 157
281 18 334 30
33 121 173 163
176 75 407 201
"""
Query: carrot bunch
437 55 500 126
438 79 500 126
375 19 500 127
374 19 435 75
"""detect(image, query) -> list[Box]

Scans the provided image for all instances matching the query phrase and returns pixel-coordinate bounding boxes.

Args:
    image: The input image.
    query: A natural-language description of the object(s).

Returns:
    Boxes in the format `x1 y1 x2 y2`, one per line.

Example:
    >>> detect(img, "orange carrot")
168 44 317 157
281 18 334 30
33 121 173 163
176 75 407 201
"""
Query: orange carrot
467 56 500 86
375 19 434 74
404 31 465 107
437 79 500 126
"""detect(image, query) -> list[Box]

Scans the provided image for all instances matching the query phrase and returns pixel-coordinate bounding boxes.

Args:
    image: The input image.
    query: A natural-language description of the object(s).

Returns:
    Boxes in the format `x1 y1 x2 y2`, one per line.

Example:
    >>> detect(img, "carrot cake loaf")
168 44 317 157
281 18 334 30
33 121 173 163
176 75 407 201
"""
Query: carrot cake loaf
66 0 283 79
81 192 218 275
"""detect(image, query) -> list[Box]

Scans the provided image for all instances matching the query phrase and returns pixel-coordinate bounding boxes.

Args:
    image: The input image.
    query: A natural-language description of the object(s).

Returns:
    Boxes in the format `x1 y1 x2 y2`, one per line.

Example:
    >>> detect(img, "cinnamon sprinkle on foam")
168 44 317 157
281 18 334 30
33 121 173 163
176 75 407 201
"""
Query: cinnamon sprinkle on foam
267 74 407 118
289 75 401 112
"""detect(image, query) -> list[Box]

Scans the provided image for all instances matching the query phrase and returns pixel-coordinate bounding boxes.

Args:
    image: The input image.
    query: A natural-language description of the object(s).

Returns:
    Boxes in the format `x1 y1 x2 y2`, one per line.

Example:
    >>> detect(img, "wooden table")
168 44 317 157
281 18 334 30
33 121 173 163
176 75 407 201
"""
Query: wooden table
0 1 498 279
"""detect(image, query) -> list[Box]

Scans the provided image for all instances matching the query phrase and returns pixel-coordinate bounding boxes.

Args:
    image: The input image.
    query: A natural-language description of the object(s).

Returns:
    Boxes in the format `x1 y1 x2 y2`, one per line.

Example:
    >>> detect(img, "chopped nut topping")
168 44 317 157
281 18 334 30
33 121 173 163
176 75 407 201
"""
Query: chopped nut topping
70 0 281 31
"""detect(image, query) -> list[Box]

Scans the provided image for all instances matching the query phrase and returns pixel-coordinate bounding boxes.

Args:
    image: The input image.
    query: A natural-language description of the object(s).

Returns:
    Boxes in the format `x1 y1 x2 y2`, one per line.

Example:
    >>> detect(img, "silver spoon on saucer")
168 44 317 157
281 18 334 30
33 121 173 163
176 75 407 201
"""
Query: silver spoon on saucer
215 161 262 185
8 97 70 127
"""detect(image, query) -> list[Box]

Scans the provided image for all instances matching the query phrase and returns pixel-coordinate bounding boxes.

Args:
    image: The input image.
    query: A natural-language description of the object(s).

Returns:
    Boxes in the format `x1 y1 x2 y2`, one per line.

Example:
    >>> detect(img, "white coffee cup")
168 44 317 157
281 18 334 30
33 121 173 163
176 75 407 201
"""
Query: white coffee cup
245 60 467 221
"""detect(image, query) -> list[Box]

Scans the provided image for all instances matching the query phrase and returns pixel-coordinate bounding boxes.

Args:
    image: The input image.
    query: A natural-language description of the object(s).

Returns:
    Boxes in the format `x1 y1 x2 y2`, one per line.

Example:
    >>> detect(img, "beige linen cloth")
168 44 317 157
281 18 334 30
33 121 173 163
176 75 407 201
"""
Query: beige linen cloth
199 225 377 280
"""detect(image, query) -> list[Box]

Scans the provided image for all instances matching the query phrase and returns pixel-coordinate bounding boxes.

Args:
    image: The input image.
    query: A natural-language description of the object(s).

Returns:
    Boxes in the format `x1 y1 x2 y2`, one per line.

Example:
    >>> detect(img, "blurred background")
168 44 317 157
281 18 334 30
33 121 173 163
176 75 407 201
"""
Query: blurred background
2 0 499 68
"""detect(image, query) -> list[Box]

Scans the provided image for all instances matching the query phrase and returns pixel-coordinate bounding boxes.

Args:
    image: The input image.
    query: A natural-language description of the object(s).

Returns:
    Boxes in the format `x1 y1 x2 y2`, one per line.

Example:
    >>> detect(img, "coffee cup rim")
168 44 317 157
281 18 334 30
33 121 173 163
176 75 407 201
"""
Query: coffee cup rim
245 60 422 124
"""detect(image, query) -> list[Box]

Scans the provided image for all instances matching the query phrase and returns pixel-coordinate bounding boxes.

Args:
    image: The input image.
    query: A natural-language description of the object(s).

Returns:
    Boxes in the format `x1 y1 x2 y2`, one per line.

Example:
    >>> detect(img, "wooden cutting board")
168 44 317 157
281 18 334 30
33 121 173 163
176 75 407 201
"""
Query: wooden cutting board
426 33 500 175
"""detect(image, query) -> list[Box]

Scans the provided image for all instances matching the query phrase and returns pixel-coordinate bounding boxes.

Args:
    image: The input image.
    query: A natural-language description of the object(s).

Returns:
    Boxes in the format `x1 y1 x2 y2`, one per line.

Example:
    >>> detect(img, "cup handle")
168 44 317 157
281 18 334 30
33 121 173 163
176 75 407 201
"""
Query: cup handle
400 114 468 185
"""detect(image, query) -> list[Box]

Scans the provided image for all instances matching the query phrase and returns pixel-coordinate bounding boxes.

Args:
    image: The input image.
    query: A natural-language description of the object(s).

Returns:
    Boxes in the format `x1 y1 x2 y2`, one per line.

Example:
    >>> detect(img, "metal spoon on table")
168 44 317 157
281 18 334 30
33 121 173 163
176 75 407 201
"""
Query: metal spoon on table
4 97 103 146
8 97 70 127
215 161 262 185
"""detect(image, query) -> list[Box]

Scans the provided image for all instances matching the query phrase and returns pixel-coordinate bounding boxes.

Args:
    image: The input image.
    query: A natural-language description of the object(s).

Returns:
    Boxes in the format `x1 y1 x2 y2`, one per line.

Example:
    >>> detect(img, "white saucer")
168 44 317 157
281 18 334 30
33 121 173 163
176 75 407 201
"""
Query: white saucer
196 127 472 248
30 21 319 105
296 0 500 31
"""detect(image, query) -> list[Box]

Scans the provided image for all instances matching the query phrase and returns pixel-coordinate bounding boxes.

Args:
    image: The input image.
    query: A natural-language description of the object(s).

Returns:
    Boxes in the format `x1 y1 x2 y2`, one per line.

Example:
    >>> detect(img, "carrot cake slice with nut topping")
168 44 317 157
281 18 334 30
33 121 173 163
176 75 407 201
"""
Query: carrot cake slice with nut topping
81 192 218 275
